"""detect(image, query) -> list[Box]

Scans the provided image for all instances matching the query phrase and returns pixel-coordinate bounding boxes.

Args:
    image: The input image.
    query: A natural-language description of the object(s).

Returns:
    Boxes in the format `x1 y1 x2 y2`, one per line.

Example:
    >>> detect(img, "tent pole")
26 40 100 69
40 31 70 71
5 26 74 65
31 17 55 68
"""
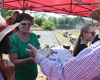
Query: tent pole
1 0 4 17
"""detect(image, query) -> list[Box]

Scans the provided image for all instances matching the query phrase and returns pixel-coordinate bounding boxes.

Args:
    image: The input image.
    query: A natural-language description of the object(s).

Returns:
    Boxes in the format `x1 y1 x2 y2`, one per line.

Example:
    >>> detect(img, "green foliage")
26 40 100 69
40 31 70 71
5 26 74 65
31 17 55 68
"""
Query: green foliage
2 9 94 30
57 16 73 27
4 9 13 19
41 20 56 30
48 16 58 26
72 17 85 28
34 17 46 27
33 12 94 29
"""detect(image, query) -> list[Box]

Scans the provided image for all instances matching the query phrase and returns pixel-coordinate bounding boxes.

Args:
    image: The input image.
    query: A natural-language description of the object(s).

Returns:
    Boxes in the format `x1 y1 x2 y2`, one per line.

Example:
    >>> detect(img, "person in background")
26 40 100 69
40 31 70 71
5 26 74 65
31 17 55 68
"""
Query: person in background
6 11 20 33
89 8 100 44
37 35 41 39
73 23 95 56
0 15 19 80
9 13 41 80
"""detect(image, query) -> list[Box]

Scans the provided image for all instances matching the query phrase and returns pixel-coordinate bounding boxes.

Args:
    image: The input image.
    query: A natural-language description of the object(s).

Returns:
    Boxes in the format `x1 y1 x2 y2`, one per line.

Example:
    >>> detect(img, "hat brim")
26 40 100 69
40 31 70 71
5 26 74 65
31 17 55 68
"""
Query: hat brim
0 23 19 42
89 8 100 21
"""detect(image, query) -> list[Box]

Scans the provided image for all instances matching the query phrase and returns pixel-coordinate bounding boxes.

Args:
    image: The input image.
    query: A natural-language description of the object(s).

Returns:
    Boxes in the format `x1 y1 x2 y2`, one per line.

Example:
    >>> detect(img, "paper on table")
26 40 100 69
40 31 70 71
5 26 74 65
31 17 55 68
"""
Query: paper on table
49 49 73 62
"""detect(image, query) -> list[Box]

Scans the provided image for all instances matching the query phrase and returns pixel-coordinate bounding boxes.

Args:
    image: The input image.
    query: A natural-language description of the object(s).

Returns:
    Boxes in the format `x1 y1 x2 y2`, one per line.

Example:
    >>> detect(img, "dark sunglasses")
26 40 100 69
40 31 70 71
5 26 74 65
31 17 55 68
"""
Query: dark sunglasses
86 32 96 36
20 22 32 26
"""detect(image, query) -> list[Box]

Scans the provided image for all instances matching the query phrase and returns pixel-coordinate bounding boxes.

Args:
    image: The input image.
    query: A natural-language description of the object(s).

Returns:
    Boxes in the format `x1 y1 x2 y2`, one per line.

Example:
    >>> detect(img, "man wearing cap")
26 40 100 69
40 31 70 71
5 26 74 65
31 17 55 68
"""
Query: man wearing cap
88 8 100 80
0 15 19 80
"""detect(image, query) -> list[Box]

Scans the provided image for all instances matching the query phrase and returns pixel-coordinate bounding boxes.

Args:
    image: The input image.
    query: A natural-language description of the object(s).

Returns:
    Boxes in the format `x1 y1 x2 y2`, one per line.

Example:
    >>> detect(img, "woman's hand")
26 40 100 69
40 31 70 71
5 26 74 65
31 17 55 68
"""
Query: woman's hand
26 44 39 58
0 59 15 80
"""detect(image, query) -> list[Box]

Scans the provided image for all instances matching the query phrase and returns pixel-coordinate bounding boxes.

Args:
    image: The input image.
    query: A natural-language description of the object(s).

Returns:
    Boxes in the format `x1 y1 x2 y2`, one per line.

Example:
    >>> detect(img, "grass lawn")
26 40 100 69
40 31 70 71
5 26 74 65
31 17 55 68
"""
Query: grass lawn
53 29 80 48
66 29 80 37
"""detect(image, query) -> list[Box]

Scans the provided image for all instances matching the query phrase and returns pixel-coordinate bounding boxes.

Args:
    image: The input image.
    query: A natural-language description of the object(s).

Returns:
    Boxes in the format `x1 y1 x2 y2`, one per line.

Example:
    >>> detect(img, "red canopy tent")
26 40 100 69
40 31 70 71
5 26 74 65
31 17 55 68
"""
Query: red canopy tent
0 0 100 17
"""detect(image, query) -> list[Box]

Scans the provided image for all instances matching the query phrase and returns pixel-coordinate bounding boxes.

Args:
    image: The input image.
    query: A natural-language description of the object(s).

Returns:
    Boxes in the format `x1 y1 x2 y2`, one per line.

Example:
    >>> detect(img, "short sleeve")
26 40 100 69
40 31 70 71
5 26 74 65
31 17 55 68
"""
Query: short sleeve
10 37 18 53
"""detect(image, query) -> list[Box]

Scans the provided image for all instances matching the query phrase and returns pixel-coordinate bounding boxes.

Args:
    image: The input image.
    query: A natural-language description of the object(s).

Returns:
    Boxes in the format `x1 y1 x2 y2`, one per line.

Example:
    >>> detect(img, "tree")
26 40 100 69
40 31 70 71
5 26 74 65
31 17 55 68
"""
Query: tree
4 9 13 19
34 17 46 27
57 17 65 26
48 16 58 26
41 20 56 30
72 17 85 29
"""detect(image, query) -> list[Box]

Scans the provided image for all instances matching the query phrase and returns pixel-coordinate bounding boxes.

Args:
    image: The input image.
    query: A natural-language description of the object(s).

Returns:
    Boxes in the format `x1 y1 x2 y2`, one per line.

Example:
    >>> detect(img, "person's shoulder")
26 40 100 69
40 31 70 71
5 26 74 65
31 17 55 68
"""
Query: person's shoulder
78 44 87 49
95 34 99 38
79 44 87 47
10 33 17 38
10 33 18 43
92 40 100 46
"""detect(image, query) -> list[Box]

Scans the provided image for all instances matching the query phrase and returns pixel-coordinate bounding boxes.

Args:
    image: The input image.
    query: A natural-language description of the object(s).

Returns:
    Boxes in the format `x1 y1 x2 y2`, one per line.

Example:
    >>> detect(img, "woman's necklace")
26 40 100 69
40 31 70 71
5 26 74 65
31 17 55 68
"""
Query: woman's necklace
17 32 30 42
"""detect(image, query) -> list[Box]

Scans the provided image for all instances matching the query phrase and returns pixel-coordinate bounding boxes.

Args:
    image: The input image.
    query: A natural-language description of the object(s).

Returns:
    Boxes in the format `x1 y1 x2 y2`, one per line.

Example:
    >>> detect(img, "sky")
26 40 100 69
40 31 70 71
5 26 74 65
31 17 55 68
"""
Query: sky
16 10 92 20
17 10 77 18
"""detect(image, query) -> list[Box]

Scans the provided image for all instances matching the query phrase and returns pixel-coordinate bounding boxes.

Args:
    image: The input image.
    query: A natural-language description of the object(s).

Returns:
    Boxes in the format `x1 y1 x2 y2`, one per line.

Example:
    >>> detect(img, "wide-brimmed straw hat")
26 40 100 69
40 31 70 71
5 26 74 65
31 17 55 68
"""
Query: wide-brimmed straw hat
0 15 19 42
89 8 100 21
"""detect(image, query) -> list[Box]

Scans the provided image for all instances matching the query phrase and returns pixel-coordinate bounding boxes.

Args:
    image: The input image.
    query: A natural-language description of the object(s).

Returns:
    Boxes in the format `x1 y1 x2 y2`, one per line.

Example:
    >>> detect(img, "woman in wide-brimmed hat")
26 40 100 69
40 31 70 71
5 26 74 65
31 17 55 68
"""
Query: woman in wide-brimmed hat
89 8 100 44
0 15 19 80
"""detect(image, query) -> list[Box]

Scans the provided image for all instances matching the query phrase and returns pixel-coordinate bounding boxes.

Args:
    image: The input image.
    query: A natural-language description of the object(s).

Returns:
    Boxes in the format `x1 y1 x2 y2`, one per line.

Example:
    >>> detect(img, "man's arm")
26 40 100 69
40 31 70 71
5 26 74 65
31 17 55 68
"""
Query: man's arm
27 42 100 80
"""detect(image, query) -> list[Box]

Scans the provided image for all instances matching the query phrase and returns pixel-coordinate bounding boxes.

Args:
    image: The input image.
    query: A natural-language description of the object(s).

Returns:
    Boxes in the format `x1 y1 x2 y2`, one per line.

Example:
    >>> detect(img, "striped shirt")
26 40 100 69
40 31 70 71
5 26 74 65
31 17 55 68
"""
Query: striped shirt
34 41 100 80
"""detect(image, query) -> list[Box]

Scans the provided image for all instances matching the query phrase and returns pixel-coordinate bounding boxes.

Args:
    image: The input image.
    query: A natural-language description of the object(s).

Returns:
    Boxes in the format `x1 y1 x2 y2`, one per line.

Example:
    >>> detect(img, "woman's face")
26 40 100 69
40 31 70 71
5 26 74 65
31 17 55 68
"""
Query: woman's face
84 27 95 41
18 20 32 33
